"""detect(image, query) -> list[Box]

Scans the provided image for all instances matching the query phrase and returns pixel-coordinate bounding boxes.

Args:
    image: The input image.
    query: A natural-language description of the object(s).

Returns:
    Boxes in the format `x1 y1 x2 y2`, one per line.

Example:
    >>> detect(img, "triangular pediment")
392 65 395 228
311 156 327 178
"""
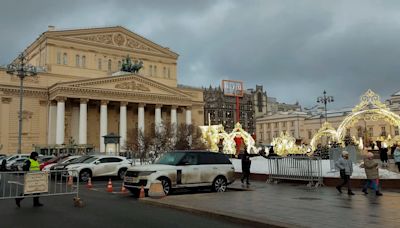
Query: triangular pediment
47 26 178 58
53 73 191 98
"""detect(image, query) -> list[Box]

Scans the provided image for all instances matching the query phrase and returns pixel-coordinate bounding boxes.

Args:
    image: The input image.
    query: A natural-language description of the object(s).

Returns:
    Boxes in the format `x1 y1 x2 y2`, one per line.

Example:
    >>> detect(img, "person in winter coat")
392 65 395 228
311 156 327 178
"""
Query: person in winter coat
241 151 251 185
394 145 400 172
379 146 389 168
335 151 354 195
15 151 43 208
0 159 6 172
360 152 383 196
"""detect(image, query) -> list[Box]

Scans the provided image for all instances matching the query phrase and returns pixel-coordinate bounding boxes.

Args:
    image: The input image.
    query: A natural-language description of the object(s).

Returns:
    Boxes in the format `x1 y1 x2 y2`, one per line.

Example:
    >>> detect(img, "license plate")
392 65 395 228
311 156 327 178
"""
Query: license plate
124 176 138 183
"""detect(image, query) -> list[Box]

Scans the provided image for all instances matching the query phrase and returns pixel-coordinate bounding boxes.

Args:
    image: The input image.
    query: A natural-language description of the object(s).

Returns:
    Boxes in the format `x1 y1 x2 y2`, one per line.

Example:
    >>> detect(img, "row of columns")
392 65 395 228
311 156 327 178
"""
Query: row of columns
52 98 192 152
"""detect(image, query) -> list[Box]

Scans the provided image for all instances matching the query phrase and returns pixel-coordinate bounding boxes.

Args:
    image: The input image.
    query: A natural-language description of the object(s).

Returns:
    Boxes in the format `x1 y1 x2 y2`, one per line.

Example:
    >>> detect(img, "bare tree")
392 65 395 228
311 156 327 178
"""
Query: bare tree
175 124 206 150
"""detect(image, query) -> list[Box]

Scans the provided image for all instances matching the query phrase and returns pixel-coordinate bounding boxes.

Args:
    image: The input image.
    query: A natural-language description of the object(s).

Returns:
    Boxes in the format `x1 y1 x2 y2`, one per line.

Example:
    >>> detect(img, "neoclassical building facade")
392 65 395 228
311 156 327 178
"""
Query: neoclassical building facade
0 26 204 155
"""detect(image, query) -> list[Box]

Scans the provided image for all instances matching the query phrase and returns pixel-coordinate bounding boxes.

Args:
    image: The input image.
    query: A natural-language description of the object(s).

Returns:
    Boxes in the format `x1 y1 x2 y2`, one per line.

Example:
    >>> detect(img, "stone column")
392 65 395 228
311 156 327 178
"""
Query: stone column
1 97 12 153
120 102 128 152
185 106 192 125
47 101 57 144
138 103 145 134
171 105 177 135
155 104 162 133
100 100 108 153
56 97 66 145
79 99 88 145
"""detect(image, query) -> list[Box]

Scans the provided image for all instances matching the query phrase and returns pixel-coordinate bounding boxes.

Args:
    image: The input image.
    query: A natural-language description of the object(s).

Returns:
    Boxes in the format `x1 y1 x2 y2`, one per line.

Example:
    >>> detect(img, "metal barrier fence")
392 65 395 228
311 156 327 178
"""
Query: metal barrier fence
267 156 323 188
0 170 82 205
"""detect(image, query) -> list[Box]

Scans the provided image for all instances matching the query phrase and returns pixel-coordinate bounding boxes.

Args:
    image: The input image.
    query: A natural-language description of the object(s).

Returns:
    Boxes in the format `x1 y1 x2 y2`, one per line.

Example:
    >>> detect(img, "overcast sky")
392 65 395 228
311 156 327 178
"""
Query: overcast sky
1 0 400 109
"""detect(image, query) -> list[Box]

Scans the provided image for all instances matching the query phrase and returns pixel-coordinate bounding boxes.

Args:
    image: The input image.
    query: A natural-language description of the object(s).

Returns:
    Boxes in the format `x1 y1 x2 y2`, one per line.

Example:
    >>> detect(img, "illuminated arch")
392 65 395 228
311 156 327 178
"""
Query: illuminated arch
310 122 339 151
337 90 400 141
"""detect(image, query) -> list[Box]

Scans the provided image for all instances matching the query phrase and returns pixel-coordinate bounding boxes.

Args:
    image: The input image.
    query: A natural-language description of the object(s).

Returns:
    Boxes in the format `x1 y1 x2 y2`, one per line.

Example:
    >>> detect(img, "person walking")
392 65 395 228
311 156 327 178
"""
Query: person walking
0 159 6 172
335 151 354 195
393 145 400 172
379 145 389 168
241 151 251 185
360 152 383 196
15 152 43 207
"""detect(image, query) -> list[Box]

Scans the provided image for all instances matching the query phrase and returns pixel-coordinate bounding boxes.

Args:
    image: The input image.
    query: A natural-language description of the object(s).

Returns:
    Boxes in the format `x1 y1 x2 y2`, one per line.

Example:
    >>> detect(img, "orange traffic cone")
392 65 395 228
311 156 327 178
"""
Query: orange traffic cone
106 179 113 193
87 178 93 189
120 182 127 194
67 175 73 186
139 185 145 198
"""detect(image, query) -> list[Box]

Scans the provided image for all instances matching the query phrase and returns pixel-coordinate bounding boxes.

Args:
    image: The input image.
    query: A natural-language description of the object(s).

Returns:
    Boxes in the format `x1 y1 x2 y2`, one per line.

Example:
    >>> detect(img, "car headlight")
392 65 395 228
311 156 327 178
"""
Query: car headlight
138 171 156 176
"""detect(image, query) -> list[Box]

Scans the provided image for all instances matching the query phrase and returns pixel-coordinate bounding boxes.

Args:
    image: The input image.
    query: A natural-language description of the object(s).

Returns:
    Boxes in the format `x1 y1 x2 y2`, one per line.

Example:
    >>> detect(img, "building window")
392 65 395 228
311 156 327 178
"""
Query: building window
82 56 86 68
381 126 386 136
308 130 312 139
149 65 153 76
56 52 61 64
267 123 270 128
98 58 102 70
274 123 278 128
168 68 171 78
274 131 278 137
154 65 157 76
282 122 286 127
291 121 295 127
291 130 295 137
75 55 80 67
163 67 166 78
108 59 112 72
395 127 399 136
63 53 68 65
257 93 263 112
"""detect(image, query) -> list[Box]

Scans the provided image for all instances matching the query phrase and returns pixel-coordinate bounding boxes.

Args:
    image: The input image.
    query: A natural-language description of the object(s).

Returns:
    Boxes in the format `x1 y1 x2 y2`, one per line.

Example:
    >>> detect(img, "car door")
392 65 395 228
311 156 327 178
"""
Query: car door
178 153 201 185
106 157 124 176
92 158 114 176
198 153 218 184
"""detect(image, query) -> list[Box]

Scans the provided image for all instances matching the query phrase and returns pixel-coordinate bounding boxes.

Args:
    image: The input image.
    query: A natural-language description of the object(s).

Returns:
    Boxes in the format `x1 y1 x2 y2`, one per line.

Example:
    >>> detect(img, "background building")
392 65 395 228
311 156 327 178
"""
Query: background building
0 26 204 155
203 86 255 134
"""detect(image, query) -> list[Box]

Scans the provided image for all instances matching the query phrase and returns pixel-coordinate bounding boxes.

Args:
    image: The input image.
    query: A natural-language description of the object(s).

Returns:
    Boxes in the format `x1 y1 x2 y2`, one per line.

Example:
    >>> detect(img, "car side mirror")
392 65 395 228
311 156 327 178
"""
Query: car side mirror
94 160 100 165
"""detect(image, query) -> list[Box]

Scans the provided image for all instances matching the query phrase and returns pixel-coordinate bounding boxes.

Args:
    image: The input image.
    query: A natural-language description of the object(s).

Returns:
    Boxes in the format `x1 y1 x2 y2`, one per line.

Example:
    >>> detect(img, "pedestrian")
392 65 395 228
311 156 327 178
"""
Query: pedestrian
360 152 383 196
241 151 251 185
379 145 389 168
0 159 6 172
259 146 267 158
393 145 400 172
15 151 43 207
335 151 354 195
268 146 275 157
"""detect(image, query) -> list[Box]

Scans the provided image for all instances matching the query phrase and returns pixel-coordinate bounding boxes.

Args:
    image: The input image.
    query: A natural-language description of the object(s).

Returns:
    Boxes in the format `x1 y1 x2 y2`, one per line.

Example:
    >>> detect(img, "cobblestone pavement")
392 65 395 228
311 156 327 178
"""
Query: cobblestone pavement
142 181 400 228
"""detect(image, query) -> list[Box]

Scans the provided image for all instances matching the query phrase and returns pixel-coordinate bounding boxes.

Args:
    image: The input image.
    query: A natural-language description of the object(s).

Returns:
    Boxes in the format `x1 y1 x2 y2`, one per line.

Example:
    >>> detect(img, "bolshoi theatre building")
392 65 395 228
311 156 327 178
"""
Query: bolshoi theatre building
0 26 204 155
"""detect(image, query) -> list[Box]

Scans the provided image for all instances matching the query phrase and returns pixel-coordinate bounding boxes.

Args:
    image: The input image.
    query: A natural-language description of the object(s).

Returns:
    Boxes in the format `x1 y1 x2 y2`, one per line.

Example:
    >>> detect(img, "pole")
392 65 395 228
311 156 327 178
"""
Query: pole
236 96 240 122
17 77 24 154
324 101 327 123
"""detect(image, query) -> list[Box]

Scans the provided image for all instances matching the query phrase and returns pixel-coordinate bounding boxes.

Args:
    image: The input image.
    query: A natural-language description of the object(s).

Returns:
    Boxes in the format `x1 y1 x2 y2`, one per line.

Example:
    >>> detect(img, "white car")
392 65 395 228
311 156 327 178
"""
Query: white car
42 155 81 172
67 155 131 181
124 151 235 195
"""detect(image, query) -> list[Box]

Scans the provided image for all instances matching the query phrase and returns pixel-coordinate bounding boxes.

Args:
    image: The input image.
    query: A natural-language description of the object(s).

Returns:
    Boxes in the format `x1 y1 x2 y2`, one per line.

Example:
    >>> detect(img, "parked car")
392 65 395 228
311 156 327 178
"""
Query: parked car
3 154 30 170
9 158 29 171
66 155 131 182
124 151 235 195
38 156 54 164
42 155 81 172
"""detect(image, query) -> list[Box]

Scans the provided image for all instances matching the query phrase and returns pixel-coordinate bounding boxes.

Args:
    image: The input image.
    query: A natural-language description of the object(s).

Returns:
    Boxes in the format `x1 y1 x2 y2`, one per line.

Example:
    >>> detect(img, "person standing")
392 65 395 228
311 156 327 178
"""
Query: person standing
335 151 354 195
394 145 400 172
241 151 251 185
379 145 389 168
15 152 43 207
360 152 383 196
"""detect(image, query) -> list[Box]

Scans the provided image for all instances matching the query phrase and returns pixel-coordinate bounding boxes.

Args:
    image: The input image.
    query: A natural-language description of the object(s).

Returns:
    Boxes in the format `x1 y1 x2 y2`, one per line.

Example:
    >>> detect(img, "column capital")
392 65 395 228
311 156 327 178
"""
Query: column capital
1 97 12 104
80 98 89 104
55 96 67 102
138 103 146 108
155 104 163 109
171 105 178 110
121 101 128 106
186 106 192 111
101 100 109 105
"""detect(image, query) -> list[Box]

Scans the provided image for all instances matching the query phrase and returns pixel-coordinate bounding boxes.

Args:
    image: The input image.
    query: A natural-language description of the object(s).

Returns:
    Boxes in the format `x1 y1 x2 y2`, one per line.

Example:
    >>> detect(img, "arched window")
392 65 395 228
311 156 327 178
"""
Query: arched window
75 55 80 67
63 53 68 65
149 65 153 76
163 67 166 77
82 56 86 68
154 65 157 76
108 59 112 72
98 58 102 70
56 52 61 64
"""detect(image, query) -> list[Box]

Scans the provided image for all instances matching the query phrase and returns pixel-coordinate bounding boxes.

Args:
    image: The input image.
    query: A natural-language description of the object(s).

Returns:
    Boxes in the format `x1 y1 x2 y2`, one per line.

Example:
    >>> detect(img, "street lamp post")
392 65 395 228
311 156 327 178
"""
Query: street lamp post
6 53 37 154
317 90 334 123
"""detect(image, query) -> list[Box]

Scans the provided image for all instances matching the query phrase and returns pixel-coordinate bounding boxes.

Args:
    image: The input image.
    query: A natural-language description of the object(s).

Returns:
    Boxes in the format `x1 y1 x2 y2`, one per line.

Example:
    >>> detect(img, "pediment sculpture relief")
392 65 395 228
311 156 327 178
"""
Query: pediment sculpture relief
115 81 150 92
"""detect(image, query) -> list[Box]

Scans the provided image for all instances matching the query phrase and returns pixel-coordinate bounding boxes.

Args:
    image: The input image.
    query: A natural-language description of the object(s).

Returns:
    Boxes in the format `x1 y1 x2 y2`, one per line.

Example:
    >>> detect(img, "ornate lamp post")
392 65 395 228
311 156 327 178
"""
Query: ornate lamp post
6 53 37 154
317 90 334 123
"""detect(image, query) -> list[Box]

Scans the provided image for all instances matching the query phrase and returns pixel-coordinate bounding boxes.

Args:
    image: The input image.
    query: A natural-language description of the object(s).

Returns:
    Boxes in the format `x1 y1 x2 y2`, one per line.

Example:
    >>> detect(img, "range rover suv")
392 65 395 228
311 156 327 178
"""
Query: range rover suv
124 151 235 195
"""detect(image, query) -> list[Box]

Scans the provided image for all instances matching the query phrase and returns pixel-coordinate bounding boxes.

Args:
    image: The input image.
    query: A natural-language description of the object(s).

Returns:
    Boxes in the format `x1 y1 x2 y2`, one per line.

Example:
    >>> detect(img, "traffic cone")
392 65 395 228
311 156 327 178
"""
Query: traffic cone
120 182 127 194
106 179 113 193
139 185 145 198
67 175 73 186
87 178 93 189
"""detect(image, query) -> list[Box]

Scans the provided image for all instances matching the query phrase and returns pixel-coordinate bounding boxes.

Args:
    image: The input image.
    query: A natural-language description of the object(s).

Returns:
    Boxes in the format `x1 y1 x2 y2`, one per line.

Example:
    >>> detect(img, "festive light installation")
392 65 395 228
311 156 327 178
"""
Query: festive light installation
271 132 310 157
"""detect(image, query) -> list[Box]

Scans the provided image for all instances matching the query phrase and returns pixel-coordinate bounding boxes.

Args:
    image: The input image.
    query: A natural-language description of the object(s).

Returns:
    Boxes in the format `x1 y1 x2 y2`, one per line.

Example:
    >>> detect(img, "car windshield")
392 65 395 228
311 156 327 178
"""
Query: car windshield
7 156 18 162
60 157 78 164
82 157 99 164
69 156 93 164
155 152 186 166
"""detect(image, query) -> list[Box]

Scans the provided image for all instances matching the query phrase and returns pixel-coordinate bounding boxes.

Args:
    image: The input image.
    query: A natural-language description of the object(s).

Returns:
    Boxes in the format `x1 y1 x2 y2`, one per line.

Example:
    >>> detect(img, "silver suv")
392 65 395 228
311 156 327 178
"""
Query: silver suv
124 151 235 195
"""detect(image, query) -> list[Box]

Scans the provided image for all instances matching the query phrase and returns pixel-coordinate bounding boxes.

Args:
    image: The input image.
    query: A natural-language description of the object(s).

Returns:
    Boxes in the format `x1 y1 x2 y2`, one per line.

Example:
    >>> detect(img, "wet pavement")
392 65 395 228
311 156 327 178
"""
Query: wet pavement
142 181 400 228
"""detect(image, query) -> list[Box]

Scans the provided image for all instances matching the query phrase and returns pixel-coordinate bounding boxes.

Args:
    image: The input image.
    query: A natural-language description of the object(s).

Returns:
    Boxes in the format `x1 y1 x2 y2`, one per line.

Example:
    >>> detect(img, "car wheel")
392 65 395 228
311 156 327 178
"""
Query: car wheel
79 170 92 182
118 168 127 180
158 177 171 195
212 176 227 192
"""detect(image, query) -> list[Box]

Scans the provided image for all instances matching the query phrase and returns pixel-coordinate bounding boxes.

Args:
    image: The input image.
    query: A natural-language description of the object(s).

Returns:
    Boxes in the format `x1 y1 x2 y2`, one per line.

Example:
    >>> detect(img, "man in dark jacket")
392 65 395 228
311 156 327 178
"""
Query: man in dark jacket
241 151 251 185
16 151 43 207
